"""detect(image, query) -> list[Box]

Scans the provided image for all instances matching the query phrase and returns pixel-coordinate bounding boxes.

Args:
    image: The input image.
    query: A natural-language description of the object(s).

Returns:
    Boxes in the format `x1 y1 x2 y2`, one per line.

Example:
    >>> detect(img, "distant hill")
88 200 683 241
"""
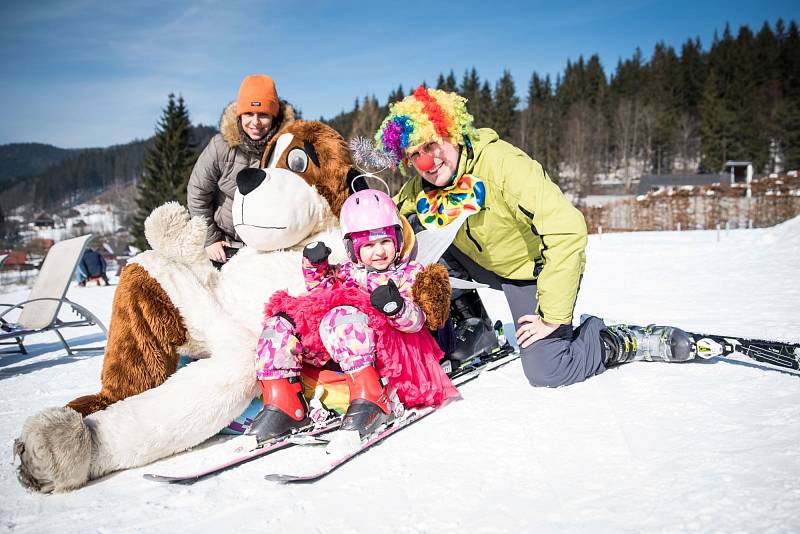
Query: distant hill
0 143 83 183
0 125 217 213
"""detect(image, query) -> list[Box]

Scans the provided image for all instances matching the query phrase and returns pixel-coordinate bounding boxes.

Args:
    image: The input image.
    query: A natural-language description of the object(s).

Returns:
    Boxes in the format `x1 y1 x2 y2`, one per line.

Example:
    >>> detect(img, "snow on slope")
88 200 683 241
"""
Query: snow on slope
1 220 798 533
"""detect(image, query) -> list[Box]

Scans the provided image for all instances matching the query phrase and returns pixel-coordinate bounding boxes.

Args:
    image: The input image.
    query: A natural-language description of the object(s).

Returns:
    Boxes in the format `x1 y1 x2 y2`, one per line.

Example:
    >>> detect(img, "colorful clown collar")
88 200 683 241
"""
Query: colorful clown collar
415 174 485 229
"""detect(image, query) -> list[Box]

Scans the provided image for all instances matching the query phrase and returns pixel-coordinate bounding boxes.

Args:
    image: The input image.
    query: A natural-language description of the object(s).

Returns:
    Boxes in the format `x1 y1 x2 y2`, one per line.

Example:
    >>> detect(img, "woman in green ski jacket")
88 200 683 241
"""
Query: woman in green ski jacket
375 87 695 387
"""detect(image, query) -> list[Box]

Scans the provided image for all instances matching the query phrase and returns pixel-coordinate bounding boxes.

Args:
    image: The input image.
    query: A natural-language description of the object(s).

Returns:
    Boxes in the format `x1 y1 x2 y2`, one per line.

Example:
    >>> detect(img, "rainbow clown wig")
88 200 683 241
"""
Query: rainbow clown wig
375 86 477 174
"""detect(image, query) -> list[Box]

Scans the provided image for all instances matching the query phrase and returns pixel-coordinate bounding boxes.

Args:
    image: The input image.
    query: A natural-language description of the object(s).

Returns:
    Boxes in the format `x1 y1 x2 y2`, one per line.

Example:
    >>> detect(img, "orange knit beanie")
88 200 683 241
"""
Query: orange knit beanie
236 74 279 117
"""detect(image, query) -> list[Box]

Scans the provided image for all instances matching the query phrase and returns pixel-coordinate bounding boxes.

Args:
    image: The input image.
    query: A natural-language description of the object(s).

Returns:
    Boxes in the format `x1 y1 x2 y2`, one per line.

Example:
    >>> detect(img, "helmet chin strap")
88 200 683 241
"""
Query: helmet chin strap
362 256 398 272
348 225 404 267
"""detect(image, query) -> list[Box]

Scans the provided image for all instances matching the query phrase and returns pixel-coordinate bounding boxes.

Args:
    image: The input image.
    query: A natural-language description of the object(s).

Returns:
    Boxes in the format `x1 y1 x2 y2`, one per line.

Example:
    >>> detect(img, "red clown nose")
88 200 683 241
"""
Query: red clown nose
414 153 435 172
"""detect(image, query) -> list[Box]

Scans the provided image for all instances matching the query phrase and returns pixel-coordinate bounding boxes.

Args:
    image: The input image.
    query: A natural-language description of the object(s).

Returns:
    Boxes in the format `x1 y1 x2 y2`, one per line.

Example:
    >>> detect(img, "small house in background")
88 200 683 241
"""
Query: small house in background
723 161 754 197
32 213 56 229
1 250 28 269
636 173 721 196
723 161 753 185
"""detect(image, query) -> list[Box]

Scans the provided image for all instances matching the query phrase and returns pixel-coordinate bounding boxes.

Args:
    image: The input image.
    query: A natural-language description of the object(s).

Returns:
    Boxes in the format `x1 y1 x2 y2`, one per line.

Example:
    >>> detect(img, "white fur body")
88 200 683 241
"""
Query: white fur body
86 204 345 479
14 159 348 490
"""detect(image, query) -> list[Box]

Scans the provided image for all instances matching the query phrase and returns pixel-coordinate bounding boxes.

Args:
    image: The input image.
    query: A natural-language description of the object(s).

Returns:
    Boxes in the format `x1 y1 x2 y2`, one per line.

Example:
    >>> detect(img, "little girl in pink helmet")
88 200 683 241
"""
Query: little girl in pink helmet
248 189 458 442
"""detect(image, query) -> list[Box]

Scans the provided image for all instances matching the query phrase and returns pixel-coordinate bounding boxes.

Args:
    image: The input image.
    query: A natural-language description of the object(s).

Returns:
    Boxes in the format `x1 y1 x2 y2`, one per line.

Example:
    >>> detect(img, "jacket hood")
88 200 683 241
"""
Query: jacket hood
219 100 297 148
457 128 499 177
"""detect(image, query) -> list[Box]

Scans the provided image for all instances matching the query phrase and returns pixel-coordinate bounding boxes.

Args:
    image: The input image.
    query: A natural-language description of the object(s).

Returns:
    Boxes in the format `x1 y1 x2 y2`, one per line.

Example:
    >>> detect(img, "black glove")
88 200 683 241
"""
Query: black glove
370 279 404 316
303 241 331 265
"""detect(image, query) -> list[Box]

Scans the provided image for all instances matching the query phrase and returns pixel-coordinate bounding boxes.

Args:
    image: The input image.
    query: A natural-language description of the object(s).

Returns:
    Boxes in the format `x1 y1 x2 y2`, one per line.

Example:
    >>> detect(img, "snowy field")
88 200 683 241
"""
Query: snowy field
1 219 799 533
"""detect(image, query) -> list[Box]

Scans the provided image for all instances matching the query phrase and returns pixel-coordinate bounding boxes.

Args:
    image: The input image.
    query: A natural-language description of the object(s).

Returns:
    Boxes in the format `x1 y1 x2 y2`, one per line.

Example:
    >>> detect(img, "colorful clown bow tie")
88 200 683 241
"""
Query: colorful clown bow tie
415 174 485 229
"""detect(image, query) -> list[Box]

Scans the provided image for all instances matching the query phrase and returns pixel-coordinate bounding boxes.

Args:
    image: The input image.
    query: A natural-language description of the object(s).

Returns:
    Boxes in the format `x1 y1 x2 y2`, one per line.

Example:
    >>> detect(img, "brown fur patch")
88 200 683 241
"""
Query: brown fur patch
411 263 452 331
260 120 353 216
66 263 188 416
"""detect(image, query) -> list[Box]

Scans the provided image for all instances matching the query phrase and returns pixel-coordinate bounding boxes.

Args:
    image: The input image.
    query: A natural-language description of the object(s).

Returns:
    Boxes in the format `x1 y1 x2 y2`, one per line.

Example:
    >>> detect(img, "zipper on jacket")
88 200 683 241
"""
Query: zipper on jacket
465 218 483 252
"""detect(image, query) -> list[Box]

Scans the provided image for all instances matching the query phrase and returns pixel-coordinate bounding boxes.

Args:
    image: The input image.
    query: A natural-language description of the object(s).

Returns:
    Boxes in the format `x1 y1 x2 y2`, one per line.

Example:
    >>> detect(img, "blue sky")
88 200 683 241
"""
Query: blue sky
1 0 798 148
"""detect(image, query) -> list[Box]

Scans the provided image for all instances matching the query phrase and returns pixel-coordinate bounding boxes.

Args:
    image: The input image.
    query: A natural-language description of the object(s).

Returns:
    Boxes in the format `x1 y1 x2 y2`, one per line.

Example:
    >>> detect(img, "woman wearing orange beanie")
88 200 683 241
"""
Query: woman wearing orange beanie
188 74 296 266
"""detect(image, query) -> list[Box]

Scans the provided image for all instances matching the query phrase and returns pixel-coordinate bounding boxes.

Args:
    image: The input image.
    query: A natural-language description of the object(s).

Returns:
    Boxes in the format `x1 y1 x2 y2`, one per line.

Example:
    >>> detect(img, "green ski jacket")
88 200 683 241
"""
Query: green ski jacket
395 128 587 324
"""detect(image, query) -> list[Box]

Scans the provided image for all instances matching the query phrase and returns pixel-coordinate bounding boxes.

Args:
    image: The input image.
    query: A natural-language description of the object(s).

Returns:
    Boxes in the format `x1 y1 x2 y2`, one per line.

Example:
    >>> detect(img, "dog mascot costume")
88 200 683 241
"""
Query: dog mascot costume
14 120 451 493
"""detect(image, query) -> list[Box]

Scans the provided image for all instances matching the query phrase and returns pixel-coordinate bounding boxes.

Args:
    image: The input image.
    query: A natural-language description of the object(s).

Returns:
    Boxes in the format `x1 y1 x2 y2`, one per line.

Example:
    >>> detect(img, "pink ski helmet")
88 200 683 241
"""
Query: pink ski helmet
340 189 403 263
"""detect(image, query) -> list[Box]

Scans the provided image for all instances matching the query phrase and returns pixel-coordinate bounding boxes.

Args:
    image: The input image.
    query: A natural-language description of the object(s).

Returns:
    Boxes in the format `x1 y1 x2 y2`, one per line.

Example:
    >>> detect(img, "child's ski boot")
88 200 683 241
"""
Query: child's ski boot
341 365 393 438
601 323 696 367
246 376 310 443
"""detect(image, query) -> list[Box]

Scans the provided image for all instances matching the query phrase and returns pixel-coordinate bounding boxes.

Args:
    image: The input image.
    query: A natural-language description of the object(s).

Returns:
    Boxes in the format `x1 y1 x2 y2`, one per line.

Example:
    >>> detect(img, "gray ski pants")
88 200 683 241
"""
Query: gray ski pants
444 247 607 387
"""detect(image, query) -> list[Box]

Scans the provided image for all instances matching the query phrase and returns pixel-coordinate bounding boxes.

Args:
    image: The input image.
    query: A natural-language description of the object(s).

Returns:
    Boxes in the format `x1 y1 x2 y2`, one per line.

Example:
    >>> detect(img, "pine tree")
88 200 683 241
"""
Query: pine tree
130 94 197 250
645 43 681 174
610 49 646 185
386 85 405 106
475 80 494 128
521 72 559 174
778 21 800 169
520 72 541 156
734 24 772 171
585 55 611 176
460 67 481 104
675 37 705 172
679 37 706 113
444 70 458 92
493 70 519 139
435 70 458 92
349 95 382 140
699 69 735 171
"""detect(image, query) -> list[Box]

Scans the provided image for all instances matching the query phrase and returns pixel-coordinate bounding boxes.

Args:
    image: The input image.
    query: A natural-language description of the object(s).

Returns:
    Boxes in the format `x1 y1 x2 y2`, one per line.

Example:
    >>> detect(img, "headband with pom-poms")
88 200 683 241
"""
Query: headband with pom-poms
374 86 477 175
350 136 395 173
347 136 394 194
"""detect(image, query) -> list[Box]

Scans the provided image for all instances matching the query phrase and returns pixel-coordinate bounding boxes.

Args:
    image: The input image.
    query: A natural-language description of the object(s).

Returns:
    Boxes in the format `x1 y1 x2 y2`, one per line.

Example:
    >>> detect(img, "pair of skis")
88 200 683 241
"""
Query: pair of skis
261 345 522 483
142 414 344 483
264 405 438 483
144 333 798 485
143 345 520 484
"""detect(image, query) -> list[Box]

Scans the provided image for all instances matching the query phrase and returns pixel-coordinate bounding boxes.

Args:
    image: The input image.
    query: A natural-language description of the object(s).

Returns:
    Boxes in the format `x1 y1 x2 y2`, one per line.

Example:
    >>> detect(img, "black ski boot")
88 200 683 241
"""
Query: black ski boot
601 323 696 367
449 290 500 362
341 365 393 438
246 376 310 443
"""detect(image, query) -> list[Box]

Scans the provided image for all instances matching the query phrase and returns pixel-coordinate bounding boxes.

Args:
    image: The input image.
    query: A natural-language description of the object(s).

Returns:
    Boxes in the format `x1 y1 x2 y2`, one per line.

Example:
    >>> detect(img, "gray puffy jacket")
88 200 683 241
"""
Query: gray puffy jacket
187 101 296 246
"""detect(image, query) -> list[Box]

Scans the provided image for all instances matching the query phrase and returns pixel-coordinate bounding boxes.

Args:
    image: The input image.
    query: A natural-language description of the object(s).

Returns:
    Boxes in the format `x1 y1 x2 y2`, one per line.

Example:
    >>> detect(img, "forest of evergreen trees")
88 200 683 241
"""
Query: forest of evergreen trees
1 18 797 223
0 125 216 214
326 19 800 197
0 143 81 183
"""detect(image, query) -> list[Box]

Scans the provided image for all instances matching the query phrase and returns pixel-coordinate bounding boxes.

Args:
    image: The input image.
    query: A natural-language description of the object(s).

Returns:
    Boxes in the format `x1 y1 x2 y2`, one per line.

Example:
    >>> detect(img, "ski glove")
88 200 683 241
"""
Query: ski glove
370 279 404 316
303 241 331 265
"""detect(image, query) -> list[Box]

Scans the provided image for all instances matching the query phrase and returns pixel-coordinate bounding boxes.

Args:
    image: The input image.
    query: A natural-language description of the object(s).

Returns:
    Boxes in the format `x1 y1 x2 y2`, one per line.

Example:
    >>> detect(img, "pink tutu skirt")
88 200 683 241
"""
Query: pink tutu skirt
265 286 459 408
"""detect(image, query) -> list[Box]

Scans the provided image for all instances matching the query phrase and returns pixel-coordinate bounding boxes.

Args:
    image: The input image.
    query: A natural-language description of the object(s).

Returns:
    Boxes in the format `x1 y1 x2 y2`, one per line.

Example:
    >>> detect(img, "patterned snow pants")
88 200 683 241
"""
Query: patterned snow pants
255 305 376 380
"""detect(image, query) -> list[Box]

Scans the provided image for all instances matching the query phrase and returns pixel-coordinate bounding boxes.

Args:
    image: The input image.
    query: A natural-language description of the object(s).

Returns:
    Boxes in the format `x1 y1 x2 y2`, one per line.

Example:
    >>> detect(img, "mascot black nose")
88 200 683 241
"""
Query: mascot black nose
237 168 267 196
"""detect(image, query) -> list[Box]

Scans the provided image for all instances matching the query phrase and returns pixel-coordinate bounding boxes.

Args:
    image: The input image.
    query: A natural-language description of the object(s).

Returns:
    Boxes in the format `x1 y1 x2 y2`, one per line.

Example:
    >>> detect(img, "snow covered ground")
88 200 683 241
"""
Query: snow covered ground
1 219 799 533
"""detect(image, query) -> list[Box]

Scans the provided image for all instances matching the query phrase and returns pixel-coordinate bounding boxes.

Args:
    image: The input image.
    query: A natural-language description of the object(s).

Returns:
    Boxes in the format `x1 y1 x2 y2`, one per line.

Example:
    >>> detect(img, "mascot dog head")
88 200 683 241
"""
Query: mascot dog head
233 120 362 251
